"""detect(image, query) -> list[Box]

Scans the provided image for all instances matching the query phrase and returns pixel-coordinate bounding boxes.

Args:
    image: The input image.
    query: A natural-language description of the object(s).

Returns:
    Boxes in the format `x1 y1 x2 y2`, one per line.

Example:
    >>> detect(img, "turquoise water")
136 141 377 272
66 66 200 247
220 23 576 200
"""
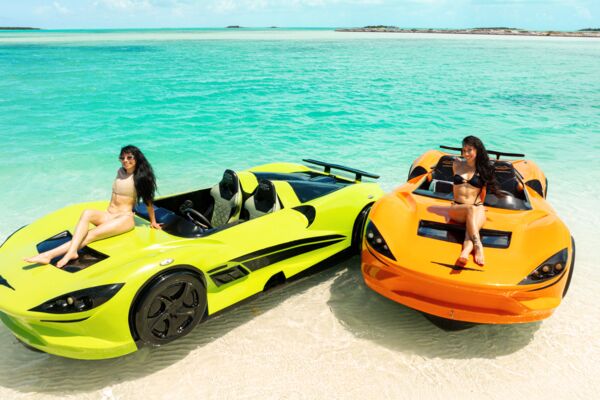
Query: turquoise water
1 29 599 258
0 29 599 398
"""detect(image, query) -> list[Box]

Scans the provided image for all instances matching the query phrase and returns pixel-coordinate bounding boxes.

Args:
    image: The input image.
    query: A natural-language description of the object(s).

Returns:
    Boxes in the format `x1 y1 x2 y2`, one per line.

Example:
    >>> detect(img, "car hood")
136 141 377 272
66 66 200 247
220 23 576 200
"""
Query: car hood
368 190 572 286
0 202 214 314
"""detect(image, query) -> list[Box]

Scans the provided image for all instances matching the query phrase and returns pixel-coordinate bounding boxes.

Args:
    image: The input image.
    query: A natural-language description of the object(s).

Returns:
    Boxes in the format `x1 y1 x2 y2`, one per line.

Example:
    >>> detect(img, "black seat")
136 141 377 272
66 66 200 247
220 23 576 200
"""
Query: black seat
243 179 281 219
431 155 458 182
494 161 522 196
209 169 242 227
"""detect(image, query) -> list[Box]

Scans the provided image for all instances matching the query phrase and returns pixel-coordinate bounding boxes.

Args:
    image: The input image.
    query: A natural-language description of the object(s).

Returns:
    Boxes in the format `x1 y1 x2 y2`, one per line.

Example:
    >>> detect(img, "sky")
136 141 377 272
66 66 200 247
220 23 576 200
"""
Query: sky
0 0 599 30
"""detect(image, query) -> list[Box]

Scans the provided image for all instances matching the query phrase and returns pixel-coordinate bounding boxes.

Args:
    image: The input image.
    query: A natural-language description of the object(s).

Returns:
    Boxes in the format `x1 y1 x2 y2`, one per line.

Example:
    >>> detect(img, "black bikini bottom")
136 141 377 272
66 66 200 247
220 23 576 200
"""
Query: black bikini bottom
452 200 483 206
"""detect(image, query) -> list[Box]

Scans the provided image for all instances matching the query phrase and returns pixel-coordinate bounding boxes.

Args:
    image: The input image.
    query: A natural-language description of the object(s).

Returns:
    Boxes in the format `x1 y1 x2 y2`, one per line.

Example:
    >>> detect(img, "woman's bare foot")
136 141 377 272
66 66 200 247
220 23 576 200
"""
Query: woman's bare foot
457 240 473 265
56 252 78 269
473 243 485 266
24 253 53 265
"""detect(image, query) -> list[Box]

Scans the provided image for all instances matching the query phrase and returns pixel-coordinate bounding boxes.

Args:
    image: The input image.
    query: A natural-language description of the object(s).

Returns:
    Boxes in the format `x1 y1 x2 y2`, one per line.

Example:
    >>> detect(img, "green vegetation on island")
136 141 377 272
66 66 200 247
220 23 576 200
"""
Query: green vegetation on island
336 26 600 38
0 27 40 30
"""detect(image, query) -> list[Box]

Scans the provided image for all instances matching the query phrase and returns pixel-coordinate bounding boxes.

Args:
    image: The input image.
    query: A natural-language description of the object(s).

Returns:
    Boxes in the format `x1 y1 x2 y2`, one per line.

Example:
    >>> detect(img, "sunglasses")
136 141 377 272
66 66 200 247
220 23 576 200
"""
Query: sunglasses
119 155 135 161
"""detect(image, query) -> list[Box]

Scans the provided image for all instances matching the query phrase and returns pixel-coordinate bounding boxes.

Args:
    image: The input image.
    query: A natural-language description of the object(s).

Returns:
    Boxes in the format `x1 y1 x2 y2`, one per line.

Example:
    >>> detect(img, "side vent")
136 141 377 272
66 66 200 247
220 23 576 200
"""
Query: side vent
210 265 249 287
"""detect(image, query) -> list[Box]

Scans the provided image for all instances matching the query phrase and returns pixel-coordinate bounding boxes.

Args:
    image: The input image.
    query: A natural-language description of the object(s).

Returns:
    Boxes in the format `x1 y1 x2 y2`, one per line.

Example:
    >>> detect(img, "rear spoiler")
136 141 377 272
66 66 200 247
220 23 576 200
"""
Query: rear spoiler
440 145 525 160
303 159 380 181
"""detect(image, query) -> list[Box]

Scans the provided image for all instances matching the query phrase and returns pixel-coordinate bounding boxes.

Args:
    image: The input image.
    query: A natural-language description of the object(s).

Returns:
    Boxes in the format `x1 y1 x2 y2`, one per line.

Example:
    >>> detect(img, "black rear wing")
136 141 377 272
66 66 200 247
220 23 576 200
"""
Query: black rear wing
303 159 380 181
440 145 524 160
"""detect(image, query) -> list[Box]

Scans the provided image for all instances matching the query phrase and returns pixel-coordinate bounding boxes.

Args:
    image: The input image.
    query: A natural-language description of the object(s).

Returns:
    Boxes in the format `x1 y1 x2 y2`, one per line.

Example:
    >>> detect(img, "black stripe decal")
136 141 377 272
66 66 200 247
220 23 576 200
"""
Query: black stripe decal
367 245 390 266
231 234 345 263
242 239 345 272
39 317 90 323
431 261 483 272
207 264 229 274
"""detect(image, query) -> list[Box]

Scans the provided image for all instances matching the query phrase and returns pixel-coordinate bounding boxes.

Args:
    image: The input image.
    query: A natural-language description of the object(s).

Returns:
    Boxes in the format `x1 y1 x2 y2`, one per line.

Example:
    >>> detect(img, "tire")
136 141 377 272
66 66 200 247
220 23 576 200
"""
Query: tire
422 313 476 331
17 338 45 353
351 204 373 254
133 270 207 347
562 237 576 298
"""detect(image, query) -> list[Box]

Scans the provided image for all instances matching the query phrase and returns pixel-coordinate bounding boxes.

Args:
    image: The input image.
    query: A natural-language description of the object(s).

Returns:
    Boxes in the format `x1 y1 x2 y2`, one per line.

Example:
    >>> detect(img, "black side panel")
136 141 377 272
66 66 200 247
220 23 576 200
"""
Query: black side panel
526 180 544 198
408 166 427 181
292 205 316 227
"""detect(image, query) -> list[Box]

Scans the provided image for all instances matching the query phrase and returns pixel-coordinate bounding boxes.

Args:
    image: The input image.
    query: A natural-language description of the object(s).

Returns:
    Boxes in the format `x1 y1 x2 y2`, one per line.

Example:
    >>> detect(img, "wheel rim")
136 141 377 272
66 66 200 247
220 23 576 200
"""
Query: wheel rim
135 273 206 345
147 281 200 339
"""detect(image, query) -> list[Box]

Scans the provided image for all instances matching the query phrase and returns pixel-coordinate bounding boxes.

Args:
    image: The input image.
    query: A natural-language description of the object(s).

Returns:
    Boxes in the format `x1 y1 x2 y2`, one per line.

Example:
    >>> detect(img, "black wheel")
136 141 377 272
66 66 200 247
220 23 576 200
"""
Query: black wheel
17 338 45 353
133 270 207 346
563 237 576 298
351 204 372 254
423 313 477 331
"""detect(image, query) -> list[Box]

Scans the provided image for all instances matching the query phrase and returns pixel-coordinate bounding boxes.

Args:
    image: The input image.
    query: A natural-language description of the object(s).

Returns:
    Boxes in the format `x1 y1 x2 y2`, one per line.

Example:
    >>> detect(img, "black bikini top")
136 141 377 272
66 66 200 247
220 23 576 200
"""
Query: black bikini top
453 173 484 189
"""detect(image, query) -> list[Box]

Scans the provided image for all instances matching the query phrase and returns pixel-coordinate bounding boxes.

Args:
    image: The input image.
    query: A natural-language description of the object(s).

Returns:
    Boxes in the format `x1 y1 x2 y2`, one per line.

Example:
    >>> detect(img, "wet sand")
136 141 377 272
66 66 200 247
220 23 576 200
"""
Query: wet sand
0 250 597 399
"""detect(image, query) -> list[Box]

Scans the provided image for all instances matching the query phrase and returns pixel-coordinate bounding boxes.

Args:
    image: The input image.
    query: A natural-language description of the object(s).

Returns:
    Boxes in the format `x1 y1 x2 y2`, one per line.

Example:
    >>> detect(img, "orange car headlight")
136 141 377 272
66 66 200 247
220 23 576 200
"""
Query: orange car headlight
519 248 568 285
365 221 396 261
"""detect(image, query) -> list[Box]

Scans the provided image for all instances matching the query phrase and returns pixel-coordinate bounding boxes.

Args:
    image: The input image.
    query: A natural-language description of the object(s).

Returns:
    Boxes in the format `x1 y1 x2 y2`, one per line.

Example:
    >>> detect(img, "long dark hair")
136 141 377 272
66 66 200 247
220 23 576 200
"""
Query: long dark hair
462 136 499 194
120 145 157 205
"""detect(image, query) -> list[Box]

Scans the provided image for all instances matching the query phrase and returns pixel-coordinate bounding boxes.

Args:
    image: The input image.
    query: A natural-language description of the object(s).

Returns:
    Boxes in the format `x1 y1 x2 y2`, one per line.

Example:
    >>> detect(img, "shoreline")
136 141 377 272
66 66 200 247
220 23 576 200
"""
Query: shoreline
335 27 600 38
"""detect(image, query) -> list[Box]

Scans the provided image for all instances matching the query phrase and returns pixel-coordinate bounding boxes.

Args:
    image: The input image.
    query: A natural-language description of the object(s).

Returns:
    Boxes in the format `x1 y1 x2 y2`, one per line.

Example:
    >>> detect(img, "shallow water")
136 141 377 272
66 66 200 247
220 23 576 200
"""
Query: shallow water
0 29 599 399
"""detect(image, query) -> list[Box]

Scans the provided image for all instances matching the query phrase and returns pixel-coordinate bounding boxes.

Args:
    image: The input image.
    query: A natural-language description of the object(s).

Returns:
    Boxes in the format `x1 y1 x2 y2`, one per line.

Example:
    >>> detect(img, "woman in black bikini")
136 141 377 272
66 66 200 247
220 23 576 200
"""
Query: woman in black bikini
448 136 498 266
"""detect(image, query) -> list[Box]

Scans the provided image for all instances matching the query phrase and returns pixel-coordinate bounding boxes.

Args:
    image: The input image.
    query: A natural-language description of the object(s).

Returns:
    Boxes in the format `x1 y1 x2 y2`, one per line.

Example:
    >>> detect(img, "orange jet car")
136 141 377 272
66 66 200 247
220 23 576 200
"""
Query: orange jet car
361 146 574 325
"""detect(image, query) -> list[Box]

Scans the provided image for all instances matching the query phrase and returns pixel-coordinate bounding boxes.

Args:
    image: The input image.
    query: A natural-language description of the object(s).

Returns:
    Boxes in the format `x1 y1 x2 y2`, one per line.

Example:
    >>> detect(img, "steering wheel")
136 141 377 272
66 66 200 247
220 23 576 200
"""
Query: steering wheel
180 200 213 229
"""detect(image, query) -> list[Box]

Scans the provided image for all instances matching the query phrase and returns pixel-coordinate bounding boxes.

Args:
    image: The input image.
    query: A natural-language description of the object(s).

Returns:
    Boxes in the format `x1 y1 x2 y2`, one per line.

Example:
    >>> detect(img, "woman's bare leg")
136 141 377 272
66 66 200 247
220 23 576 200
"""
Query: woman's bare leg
56 214 134 268
448 205 473 263
25 241 72 264
25 209 107 265
471 206 486 265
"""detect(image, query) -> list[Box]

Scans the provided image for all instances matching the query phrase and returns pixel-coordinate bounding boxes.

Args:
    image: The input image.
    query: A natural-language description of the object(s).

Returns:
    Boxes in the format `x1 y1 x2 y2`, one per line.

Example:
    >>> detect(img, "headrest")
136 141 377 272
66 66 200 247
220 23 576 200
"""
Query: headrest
254 180 277 213
219 169 239 201
432 155 458 181
493 161 515 173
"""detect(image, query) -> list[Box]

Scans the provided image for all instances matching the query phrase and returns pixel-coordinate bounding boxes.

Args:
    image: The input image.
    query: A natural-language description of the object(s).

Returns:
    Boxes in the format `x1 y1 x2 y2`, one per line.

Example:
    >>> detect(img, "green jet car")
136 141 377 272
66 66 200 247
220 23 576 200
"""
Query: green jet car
0 160 383 359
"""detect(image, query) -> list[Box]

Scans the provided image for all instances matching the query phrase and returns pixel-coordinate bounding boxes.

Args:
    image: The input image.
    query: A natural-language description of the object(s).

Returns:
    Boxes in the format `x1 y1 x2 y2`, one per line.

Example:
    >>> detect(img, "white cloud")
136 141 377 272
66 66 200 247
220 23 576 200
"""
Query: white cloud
93 0 155 11
53 1 71 14
34 1 71 16
206 0 385 13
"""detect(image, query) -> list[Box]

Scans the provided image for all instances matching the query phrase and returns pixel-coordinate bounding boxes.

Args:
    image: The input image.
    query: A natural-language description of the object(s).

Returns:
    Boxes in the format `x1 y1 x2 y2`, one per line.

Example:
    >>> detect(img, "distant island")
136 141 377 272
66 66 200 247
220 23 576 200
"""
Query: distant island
336 26 600 38
0 27 40 30
226 25 241 29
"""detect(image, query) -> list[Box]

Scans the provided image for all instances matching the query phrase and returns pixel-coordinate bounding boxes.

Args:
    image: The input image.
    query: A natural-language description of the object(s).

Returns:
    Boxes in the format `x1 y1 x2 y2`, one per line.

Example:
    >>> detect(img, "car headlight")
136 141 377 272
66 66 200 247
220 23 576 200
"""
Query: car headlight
29 283 124 314
365 221 396 260
519 249 568 285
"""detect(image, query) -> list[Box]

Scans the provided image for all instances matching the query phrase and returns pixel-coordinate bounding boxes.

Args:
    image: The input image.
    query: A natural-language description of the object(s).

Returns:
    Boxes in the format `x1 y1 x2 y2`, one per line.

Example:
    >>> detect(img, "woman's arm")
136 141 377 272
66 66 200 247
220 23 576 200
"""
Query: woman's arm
452 158 460 175
146 201 162 229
